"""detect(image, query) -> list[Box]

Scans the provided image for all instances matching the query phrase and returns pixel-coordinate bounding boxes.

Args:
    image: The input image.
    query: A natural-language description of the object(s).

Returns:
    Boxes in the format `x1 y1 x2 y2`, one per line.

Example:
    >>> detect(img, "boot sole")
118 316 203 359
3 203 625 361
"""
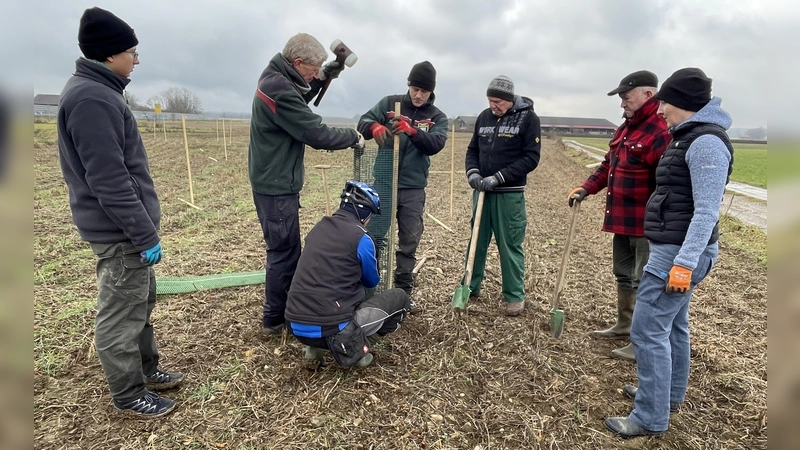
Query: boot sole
610 352 636 362
147 378 184 391
593 332 630 340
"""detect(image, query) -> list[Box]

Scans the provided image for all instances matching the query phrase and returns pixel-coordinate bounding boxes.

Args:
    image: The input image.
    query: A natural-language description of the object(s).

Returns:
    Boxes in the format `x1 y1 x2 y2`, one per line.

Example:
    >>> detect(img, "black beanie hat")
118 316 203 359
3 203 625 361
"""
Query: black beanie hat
486 75 515 102
407 61 436 92
78 7 139 61
655 68 712 112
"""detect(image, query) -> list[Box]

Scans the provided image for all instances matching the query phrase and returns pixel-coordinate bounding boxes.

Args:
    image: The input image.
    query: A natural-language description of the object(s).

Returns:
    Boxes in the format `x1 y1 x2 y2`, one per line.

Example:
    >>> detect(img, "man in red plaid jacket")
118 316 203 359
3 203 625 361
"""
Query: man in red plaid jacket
568 70 671 362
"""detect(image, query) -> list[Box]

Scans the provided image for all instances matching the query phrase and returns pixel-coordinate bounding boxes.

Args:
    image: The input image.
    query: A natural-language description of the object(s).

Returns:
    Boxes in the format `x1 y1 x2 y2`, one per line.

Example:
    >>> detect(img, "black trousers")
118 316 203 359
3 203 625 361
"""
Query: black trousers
253 192 301 328
294 288 411 349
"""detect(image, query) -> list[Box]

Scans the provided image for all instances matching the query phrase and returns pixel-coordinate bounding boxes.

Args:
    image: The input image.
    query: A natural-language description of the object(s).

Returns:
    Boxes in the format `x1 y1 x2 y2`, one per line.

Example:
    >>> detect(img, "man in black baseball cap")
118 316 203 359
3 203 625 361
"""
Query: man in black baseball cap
567 69 670 362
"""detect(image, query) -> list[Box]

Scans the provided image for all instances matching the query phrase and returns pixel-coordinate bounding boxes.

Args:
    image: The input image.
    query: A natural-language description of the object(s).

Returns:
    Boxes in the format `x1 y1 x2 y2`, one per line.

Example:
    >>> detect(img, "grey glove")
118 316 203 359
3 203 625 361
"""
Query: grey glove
352 131 365 151
480 175 500 191
319 61 343 81
568 187 588 207
468 173 483 191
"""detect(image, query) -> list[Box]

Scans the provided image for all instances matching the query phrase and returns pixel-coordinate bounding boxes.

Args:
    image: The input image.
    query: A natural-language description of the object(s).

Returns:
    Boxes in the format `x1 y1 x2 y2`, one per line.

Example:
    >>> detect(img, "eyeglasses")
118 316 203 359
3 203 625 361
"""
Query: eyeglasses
124 50 139 60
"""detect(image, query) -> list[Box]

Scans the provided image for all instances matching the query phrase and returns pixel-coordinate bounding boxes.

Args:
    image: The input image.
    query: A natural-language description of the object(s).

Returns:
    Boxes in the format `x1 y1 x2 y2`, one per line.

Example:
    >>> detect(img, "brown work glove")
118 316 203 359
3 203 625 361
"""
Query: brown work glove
568 187 588 207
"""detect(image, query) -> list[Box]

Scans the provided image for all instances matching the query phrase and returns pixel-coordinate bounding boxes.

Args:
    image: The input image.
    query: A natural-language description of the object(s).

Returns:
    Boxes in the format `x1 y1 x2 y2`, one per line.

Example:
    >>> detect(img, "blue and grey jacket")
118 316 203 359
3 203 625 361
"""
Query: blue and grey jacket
644 97 733 270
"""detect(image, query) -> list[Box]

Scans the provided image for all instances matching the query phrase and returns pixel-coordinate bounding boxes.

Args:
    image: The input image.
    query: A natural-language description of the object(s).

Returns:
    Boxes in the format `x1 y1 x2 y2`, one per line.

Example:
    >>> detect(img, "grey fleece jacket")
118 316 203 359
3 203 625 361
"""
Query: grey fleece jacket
672 97 733 270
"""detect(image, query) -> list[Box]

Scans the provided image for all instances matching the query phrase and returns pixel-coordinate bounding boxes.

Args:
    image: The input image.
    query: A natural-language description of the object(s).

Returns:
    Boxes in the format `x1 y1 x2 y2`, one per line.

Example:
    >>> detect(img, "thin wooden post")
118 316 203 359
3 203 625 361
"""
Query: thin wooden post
181 115 195 204
163 117 167 141
228 119 233 146
450 124 455 219
388 101 401 290
153 116 156 140
216 118 219 141
222 117 228 161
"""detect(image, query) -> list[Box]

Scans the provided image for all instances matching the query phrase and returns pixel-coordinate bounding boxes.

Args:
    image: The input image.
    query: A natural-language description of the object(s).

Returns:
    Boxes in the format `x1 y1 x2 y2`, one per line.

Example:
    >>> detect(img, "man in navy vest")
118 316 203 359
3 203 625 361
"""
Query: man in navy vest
606 68 734 438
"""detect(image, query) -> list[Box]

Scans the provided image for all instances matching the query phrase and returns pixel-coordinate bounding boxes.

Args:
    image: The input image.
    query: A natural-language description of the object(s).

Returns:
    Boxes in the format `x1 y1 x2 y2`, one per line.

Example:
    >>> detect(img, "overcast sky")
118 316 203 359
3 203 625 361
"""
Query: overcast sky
24 0 777 128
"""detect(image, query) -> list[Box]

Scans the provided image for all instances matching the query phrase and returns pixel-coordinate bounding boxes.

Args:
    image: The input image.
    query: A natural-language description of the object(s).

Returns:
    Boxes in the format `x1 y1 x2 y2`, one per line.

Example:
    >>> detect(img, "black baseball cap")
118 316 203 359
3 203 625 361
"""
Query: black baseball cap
607 70 659 96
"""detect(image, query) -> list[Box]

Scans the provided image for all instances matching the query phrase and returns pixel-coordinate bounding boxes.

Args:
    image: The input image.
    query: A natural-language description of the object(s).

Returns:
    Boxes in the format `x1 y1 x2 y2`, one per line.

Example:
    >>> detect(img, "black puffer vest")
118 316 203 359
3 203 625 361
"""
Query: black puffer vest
643 123 734 245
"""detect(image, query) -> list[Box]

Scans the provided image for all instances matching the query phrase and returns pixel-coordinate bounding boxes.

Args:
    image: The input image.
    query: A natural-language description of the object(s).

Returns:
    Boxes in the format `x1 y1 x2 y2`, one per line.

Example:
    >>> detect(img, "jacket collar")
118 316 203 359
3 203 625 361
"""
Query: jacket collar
627 96 659 126
269 53 311 95
74 57 130 93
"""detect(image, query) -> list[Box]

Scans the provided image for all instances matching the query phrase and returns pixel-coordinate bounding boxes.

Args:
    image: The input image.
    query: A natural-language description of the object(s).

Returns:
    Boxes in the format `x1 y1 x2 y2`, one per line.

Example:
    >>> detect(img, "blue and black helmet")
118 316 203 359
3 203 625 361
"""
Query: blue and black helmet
340 180 381 215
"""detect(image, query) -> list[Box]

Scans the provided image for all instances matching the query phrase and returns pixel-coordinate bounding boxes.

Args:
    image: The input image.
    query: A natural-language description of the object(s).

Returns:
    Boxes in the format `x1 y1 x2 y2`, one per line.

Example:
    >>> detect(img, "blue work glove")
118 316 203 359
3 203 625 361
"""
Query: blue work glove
140 242 163 265
468 173 483 191
480 174 500 191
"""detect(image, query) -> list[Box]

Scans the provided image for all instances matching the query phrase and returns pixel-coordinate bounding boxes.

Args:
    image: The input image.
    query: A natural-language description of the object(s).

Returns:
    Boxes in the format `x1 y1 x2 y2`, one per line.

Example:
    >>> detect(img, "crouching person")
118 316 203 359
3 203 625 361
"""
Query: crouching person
285 181 412 368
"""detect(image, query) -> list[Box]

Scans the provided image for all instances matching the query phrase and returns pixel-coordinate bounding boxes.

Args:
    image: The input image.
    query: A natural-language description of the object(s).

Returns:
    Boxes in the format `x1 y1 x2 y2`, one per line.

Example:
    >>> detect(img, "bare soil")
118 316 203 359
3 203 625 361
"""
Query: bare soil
34 124 767 449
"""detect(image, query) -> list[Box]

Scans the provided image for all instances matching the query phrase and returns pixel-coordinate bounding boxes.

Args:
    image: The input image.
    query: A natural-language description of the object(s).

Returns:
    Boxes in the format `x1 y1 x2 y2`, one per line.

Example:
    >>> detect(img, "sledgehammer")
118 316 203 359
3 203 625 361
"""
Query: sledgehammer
313 39 358 107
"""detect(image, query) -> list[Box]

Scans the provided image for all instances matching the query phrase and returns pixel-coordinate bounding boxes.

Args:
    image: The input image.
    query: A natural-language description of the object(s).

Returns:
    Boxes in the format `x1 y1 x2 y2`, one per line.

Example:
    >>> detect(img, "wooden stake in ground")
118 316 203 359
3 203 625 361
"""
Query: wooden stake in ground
153 116 156 140
228 119 233 146
216 118 219 141
450 124 455 219
313 164 332 216
388 101 401 290
163 118 167 141
221 117 228 161
181 115 196 206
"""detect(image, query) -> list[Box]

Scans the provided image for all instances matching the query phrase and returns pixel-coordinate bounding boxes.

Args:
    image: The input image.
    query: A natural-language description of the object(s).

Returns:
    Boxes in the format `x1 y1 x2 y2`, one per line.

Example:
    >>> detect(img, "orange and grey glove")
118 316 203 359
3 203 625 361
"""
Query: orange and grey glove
568 187 588 207
369 122 392 147
665 265 692 294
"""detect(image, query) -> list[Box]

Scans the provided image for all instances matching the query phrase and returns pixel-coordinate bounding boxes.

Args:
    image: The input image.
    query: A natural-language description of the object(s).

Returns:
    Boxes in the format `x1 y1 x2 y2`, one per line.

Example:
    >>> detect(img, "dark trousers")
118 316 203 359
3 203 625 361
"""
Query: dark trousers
368 187 426 294
612 234 650 290
294 288 411 349
91 242 159 403
253 192 301 328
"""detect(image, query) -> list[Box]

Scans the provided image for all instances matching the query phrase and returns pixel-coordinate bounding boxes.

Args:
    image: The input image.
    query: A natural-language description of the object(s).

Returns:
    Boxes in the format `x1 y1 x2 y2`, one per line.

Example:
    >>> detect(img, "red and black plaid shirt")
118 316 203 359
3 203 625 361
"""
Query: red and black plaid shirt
582 97 671 236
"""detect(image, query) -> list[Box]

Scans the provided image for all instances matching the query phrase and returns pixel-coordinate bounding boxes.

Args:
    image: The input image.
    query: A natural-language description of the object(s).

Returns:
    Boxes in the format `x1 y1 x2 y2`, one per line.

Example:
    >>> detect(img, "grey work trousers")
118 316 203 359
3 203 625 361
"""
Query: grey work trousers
91 242 159 403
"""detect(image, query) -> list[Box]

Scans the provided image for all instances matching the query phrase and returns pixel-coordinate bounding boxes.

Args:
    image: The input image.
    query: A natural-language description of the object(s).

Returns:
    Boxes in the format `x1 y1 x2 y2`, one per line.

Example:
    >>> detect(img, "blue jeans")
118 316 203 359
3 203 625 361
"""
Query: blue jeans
629 242 718 431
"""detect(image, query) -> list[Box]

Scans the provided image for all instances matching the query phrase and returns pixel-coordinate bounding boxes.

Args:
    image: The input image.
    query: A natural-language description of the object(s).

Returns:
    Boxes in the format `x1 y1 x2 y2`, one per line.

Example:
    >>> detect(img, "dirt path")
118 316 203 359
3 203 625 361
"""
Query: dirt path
563 139 767 232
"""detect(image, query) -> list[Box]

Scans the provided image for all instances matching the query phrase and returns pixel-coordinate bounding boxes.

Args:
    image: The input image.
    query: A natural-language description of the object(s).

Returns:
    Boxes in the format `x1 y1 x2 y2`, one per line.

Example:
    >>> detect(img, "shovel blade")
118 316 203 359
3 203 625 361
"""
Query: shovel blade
451 285 470 311
550 308 564 338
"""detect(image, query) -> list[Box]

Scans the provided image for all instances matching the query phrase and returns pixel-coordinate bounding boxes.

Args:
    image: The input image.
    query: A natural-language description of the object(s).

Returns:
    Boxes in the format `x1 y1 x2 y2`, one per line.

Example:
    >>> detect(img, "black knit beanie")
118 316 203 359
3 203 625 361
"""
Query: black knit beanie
78 7 139 61
486 75 514 102
655 68 712 112
407 61 436 92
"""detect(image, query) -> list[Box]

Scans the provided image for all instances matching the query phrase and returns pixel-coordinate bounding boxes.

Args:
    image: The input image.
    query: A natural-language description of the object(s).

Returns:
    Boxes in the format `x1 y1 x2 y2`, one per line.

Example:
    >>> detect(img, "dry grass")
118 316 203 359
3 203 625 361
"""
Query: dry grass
34 122 767 449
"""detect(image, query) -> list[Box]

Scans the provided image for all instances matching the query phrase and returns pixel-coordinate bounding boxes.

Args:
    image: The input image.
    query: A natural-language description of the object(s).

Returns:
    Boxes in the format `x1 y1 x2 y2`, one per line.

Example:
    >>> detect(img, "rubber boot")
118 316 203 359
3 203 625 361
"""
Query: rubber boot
593 286 636 339
611 342 636 362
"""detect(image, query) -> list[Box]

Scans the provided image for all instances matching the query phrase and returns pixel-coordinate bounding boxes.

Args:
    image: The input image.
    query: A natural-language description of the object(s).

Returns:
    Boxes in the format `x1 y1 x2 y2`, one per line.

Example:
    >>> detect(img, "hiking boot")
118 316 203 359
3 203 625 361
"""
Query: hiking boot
594 286 636 339
505 301 525 316
113 391 176 418
605 416 664 438
261 323 284 336
354 352 373 368
146 369 184 390
611 343 636 362
623 384 681 412
302 346 325 369
408 298 420 315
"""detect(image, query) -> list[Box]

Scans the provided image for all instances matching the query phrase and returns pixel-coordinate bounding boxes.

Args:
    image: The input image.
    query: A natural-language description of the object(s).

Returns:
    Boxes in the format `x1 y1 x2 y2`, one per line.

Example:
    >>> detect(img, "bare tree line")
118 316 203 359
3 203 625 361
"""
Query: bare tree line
124 87 203 114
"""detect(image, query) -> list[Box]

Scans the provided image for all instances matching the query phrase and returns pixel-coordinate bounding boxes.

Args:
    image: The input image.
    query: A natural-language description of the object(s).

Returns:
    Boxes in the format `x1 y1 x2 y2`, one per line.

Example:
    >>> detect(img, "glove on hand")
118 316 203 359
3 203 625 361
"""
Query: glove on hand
391 118 418 137
352 131 365 151
480 174 500 191
568 187 588 207
665 265 692 294
468 173 483 190
140 242 163 265
369 122 393 147
318 61 342 81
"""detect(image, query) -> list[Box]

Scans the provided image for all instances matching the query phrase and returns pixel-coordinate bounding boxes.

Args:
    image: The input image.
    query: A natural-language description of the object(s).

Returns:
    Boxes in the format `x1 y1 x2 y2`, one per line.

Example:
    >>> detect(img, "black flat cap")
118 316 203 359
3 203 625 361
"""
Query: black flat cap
607 70 659 96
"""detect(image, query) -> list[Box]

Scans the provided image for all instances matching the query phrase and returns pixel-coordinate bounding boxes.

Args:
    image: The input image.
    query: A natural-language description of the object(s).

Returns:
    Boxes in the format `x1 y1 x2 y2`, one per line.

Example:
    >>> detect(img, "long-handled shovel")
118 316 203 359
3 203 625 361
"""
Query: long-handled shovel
550 200 581 338
452 191 486 311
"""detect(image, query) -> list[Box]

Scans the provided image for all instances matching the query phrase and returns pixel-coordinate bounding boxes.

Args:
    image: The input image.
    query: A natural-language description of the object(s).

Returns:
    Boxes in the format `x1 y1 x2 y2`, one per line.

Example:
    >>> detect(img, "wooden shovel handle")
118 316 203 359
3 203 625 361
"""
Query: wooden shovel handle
464 191 486 284
552 201 581 309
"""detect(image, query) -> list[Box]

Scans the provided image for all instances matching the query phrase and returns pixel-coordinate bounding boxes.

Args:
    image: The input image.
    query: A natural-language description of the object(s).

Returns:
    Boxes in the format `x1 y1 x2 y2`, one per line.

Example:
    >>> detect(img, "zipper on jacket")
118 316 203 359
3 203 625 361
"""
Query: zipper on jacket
130 176 142 200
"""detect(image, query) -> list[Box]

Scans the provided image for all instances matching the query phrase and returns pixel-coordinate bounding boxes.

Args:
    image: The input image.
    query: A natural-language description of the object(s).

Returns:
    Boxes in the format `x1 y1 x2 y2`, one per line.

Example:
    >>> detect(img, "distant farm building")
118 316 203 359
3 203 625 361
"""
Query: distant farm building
453 115 618 136
34 94 60 117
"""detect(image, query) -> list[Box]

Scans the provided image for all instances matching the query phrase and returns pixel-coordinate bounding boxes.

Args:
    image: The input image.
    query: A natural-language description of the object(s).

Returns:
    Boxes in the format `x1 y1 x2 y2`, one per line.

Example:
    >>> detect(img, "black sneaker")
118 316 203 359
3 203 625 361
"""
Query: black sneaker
261 323 285 336
146 369 184 390
113 392 176 417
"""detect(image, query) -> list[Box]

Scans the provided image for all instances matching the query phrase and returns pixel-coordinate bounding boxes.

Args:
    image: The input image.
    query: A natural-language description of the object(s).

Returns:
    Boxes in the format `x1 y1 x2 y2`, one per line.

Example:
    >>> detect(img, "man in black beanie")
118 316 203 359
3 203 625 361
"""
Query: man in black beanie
57 7 182 418
357 61 449 309
464 75 541 316
606 67 734 438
